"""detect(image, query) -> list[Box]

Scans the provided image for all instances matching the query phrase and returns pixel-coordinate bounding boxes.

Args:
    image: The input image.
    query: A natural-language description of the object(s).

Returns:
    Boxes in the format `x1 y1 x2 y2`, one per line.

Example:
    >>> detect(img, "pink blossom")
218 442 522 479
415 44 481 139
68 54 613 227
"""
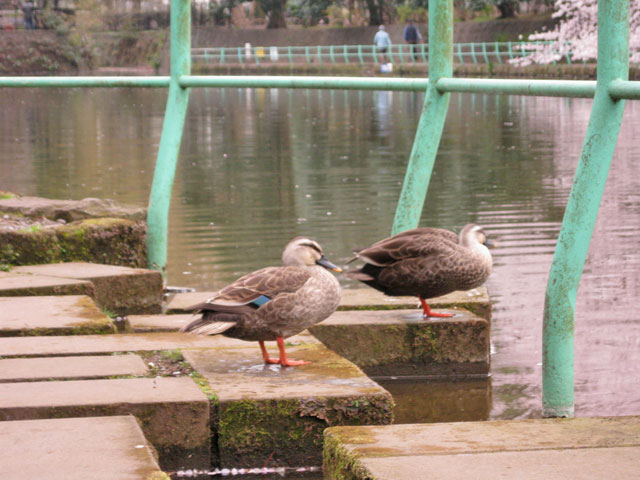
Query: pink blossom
510 0 640 66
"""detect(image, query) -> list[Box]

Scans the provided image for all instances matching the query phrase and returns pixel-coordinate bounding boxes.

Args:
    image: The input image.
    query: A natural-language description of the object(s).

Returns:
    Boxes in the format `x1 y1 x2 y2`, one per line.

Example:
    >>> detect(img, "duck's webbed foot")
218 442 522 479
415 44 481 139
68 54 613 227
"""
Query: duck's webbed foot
259 340 280 364
419 297 454 318
277 337 310 367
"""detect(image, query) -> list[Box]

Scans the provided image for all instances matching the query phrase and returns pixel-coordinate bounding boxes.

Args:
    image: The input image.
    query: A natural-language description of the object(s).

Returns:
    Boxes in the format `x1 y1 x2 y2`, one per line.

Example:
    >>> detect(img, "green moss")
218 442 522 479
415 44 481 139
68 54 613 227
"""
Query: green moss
0 217 147 268
323 432 376 480
217 392 393 467
410 324 442 361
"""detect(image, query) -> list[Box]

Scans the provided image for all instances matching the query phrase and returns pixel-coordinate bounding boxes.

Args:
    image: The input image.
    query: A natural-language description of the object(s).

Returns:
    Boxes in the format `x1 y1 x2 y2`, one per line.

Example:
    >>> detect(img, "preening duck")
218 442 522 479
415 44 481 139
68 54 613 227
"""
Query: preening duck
181 237 342 367
346 224 493 317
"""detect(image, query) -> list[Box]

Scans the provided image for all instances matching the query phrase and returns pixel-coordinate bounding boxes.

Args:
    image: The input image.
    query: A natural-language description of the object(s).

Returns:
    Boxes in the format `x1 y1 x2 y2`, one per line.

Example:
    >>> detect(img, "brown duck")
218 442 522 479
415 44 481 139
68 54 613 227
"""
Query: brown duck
181 237 342 366
346 224 493 317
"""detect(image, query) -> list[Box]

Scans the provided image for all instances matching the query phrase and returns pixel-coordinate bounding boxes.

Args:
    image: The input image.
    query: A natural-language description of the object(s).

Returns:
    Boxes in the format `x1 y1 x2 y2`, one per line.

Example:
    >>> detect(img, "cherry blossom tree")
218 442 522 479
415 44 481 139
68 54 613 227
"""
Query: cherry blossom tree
511 0 640 66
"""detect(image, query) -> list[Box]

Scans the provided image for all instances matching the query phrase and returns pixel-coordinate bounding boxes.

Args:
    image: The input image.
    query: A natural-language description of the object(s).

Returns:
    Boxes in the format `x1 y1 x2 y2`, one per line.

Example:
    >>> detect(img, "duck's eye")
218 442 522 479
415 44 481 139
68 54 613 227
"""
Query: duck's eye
301 242 322 255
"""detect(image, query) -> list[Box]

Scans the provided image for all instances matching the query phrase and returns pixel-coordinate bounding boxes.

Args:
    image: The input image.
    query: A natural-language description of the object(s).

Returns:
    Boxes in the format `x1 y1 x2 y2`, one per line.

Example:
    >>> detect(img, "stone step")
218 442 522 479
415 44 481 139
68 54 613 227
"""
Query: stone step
126 313 195 332
0 354 148 382
0 295 115 336
167 287 491 319
0 331 252 358
309 308 490 377
182 336 394 468
11 262 163 315
0 416 168 480
0 377 210 471
324 416 640 480
0 270 95 297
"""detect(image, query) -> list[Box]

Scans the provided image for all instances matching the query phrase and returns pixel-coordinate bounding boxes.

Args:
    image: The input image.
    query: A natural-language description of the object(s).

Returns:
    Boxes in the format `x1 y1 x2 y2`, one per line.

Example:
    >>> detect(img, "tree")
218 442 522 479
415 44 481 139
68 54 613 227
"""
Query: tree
364 0 394 25
511 0 640 65
467 0 521 19
288 0 332 26
258 0 288 28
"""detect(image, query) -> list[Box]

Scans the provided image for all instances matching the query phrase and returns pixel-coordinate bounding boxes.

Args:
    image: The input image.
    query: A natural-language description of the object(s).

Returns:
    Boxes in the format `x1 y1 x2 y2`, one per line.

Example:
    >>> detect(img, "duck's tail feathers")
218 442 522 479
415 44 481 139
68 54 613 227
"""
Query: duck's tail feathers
180 317 236 336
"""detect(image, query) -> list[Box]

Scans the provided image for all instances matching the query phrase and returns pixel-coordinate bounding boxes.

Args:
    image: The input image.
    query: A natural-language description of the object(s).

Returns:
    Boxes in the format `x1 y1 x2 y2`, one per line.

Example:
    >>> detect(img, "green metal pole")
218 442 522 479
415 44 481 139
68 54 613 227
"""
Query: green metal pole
542 0 628 418
391 0 452 234
146 0 191 276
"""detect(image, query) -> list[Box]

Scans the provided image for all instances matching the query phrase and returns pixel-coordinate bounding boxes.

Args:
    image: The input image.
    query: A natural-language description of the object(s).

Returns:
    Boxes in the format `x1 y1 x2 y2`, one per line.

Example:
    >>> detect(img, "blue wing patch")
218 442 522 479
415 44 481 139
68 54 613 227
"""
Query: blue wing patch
249 294 271 309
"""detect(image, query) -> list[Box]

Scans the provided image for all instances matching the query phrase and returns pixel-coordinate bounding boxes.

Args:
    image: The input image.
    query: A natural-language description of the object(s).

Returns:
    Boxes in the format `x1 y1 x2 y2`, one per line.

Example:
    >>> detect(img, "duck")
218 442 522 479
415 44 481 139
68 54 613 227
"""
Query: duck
181 237 342 367
346 224 493 318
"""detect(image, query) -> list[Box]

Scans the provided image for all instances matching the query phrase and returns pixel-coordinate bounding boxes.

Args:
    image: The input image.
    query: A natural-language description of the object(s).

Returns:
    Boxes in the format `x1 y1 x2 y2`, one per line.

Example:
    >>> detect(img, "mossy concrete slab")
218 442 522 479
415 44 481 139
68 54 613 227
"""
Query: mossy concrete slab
0 271 95 298
0 354 148 382
126 314 195 332
183 339 394 468
310 309 489 377
12 262 163 315
339 287 491 320
0 377 210 470
0 295 115 336
0 218 148 268
323 416 640 480
0 416 168 480
0 331 246 358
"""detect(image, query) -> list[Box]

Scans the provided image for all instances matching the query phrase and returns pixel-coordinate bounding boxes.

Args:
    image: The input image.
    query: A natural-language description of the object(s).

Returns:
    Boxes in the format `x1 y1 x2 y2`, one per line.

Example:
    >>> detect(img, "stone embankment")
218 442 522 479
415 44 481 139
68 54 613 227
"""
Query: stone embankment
0 250 491 476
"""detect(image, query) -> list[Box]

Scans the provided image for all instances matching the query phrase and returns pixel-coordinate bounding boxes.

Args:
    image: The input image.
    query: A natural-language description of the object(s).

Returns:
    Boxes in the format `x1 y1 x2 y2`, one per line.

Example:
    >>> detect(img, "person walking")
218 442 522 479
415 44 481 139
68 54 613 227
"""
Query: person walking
403 19 422 61
13 0 36 30
373 25 392 64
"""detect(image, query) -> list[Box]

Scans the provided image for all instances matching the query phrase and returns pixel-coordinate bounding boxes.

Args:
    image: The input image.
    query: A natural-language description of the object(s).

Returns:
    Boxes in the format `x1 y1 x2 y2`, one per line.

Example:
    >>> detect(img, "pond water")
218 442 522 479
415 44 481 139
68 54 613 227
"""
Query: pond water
2 87 640 431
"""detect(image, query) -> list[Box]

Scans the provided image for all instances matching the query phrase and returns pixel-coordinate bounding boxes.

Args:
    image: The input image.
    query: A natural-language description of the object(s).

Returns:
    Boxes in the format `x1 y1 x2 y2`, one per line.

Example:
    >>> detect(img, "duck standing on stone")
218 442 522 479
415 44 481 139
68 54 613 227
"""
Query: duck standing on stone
346 224 493 318
181 237 342 367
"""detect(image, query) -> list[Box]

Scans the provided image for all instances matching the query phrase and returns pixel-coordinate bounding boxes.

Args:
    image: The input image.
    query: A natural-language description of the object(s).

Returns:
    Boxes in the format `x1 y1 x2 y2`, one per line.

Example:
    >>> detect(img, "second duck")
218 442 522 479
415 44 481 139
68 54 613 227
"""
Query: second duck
346 224 493 318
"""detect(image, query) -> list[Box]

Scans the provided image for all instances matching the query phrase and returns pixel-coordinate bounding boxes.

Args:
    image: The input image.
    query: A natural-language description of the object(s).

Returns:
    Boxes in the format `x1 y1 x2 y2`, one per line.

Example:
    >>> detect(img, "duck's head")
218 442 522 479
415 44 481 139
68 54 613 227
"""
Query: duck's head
282 237 342 272
459 224 496 248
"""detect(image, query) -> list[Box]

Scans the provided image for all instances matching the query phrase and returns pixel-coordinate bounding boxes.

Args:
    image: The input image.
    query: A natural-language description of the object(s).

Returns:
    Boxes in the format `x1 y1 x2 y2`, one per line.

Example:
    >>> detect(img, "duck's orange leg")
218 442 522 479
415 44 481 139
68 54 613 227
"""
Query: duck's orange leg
259 340 280 364
277 336 310 367
419 297 454 318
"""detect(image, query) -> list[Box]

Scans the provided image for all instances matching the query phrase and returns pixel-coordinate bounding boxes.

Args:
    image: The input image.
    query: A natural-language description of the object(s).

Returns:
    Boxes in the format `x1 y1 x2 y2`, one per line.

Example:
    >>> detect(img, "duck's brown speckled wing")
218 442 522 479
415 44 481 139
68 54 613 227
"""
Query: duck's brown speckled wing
188 266 312 314
352 228 458 267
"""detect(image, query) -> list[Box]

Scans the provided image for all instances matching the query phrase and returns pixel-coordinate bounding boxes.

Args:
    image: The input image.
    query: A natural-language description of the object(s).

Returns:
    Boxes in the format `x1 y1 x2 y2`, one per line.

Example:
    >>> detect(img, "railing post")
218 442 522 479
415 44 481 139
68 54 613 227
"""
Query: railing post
391 0 452 234
146 0 191 277
542 0 628 418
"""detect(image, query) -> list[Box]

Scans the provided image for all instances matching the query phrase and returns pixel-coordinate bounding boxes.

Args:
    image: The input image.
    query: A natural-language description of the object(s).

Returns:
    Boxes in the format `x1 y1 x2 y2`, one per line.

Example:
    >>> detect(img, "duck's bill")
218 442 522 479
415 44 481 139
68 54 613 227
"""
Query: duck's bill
486 240 498 249
316 256 343 272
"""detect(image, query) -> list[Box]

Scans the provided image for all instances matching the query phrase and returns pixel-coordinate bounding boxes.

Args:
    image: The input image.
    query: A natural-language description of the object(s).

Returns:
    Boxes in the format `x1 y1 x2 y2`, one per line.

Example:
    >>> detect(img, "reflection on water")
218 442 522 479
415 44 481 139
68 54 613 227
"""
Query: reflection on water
377 377 491 424
1 88 640 424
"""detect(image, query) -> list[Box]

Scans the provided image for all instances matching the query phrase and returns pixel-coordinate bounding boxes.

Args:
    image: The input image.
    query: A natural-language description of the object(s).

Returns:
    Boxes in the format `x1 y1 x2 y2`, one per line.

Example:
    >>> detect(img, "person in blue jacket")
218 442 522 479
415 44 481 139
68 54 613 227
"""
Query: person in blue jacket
373 25 392 64
403 20 422 61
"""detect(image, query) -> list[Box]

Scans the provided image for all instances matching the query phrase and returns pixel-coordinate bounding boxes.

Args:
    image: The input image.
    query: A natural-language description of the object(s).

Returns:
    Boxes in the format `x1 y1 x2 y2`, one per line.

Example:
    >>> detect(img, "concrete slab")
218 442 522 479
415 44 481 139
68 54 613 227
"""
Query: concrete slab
358 448 640 480
310 309 489 377
183 340 394 468
0 377 210 470
0 416 168 480
0 354 148 382
323 416 640 480
12 262 163 315
0 271 95 298
0 332 317 358
126 313 196 332
339 287 491 319
167 287 491 320
0 295 115 336
0 331 257 358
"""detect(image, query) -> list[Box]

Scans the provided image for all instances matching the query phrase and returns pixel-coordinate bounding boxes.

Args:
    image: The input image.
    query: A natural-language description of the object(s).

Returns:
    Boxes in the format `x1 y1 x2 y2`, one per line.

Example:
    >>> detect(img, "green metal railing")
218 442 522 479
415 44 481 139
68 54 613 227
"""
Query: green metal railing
1 0 639 418
193 42 640 67
191 41 581 66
